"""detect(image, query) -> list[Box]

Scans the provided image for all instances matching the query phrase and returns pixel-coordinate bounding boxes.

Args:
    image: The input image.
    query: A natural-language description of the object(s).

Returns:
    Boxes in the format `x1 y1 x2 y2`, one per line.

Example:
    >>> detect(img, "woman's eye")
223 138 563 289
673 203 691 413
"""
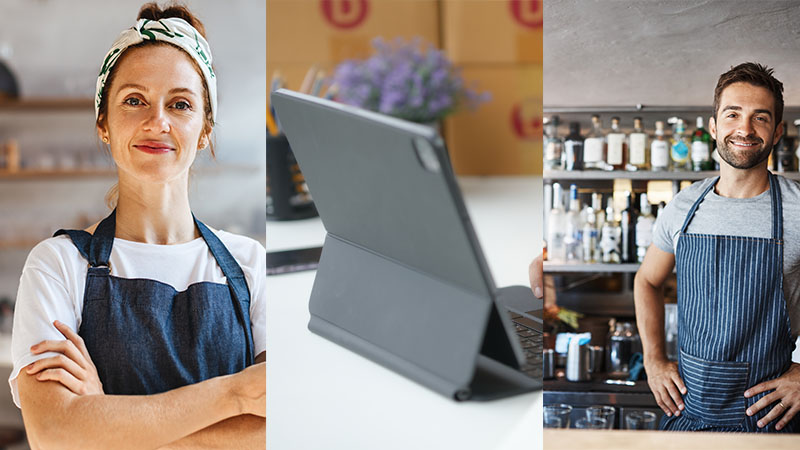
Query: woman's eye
124 97 142 106
173 101 191 110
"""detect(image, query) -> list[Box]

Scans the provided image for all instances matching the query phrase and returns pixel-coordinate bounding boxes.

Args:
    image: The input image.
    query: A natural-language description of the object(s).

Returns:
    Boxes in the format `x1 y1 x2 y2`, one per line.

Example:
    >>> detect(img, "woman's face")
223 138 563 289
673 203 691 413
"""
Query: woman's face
97 44 209 183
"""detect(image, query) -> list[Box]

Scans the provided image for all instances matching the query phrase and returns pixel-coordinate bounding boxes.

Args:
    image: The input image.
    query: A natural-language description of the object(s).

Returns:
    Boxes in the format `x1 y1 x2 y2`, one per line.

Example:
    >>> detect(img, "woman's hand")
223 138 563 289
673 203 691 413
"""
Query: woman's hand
25 320 104 396
231 362 266 418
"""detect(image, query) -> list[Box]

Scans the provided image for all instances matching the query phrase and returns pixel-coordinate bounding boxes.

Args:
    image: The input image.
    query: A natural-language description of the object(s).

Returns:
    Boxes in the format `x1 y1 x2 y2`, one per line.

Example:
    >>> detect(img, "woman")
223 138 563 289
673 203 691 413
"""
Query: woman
9 4 266 449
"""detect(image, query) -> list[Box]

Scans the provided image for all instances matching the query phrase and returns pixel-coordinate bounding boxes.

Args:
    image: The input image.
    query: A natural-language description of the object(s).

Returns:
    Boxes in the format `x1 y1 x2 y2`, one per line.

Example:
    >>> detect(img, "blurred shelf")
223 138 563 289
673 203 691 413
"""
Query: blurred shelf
545 169 800 181
0 165 260 180
543 105 800 115
544 262 641 273
0 240 40 250
0 98 94 111
543 170 718 181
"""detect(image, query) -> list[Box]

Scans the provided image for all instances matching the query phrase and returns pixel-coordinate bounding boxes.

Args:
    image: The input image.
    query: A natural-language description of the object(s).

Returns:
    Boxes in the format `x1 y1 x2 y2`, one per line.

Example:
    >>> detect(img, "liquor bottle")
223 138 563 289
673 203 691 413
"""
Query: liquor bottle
670 118 691 171
600 197 621 263
547 183 567 263
650 120 670 171
606 117 627 171
776 121 796 172
543 182 553 254
563 122 584 171
636 193 655 263
583 115 607 170
691 116 714 171
581 203 597 263
564 185 583 263
543 116 564 170
620 191 637 263
591 193 605 263
627 117 648 171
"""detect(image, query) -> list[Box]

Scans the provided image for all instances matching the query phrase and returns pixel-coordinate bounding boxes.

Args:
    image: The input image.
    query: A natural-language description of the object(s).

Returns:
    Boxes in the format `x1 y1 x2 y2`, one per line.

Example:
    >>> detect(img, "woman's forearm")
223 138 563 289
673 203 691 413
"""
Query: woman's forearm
19 371 242 450
159 415 265 450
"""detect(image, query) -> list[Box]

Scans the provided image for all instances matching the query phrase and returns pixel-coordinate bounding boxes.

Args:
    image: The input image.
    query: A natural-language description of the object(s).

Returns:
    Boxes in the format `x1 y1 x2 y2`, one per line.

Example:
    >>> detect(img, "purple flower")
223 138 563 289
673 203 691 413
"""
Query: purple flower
332 37 489 123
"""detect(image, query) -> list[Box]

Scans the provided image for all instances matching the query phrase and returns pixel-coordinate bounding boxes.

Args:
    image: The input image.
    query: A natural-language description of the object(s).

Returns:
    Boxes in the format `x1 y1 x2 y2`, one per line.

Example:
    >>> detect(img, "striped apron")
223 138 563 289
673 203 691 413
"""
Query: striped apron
661 173 799 432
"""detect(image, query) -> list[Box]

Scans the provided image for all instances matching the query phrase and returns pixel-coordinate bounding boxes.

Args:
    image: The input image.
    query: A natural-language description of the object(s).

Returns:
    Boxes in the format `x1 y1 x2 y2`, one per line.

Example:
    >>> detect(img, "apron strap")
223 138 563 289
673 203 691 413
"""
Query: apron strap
679 177 719 234
54 209 116 270
194 217 255 365
53 229 92 262
768 172 783 242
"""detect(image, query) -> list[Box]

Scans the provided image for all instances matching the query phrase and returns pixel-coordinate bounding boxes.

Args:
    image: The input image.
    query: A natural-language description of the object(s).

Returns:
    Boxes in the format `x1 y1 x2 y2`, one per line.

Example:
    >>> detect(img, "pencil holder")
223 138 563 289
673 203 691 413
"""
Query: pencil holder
267 133 318 221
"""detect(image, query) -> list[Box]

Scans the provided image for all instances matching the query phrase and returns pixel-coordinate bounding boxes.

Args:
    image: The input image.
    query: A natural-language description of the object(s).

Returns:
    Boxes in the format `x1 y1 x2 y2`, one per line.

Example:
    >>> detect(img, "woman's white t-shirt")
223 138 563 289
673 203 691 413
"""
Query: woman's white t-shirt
8 231 267 407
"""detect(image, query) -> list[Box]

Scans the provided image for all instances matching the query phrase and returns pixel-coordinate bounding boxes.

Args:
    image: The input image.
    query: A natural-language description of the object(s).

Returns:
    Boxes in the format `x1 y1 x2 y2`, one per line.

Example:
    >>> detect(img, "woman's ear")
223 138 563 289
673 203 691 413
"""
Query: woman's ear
198 133 210 150
97 119 109 144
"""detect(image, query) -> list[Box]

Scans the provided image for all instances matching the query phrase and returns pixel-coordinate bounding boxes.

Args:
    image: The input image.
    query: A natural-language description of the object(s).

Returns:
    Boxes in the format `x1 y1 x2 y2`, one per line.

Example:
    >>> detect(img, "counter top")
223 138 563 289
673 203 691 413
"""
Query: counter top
544 429 800 449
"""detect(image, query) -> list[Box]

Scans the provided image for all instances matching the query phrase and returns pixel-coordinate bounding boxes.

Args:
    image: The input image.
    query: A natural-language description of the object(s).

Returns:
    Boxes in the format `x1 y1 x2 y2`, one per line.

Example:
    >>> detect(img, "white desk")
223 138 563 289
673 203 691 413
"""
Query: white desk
266 176 543 450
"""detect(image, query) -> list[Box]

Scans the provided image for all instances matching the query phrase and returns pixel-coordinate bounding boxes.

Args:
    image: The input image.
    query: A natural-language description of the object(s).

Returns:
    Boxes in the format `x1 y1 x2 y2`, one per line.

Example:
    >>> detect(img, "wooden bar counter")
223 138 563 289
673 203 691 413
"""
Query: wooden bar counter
545 429 800 449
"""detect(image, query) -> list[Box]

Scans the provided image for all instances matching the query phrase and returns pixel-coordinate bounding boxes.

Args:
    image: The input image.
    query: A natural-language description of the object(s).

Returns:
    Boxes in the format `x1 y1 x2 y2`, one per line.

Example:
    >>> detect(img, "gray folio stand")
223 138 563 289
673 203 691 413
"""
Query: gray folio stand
308 234 541 401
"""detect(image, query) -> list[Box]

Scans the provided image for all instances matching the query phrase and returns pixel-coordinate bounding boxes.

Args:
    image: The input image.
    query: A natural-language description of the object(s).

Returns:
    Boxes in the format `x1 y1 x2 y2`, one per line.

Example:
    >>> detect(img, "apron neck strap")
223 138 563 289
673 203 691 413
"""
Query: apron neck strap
679 173 782 241
87 209 117 267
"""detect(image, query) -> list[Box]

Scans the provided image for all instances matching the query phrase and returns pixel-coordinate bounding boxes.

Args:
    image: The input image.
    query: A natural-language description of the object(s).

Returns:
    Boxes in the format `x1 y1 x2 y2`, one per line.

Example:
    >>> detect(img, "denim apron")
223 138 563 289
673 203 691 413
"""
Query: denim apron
661 174 798 432
54 210 254 395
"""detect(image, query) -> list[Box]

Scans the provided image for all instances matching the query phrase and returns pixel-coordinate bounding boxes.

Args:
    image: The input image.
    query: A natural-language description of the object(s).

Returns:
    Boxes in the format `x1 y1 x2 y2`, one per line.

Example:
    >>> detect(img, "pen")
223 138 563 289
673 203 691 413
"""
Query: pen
310 71 326 97
266 105 279 136
299 66 318 94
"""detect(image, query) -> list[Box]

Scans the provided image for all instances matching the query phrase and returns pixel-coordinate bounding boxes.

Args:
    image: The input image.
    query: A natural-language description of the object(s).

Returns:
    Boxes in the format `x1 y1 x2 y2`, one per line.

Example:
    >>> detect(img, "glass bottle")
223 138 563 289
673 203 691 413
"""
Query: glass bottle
564 185 583 263
583 115 607 170
620 191 637 263
547 183 567 263
670 119 691 171
581 202 597 264
591 193 605 263
636 193 655 263
600 197 621 263
691 116 714 171
606 116 627 171
627 117 648 171
563 122 584 171
650 121 670 171
543 115 564 170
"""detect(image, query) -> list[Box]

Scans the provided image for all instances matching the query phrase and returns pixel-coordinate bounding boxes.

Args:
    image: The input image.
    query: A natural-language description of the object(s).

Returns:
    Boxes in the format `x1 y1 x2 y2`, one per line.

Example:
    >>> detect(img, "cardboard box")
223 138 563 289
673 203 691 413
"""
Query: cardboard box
442 0 542 64
444 64 542 175
267 0 441 64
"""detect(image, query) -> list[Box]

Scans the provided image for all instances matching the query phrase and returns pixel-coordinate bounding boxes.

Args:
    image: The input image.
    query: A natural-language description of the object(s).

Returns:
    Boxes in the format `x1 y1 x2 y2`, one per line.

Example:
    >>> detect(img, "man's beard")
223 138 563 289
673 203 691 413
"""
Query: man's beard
716 135 773 169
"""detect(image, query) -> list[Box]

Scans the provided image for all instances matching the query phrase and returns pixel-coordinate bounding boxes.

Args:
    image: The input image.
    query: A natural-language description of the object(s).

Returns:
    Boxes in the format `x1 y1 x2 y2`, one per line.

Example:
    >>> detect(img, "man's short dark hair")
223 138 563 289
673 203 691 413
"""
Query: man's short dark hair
713 62 784 127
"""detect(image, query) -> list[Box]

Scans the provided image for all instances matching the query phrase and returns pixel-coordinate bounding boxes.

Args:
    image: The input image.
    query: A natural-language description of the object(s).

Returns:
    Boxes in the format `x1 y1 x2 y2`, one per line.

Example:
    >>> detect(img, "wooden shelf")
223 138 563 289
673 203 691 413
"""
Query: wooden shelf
0 165 260 180
0 98 94 111
0 240 40 250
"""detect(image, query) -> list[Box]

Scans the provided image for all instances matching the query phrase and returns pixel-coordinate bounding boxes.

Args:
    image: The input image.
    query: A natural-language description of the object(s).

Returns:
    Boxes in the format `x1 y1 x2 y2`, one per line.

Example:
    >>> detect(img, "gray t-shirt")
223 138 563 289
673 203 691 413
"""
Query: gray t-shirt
654 175 800 339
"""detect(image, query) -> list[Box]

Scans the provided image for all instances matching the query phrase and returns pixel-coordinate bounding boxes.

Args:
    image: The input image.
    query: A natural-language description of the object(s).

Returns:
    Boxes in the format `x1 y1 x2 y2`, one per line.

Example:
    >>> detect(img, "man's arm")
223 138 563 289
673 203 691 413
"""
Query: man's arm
159 352 267 450
633 244 686 417
19 361 265 450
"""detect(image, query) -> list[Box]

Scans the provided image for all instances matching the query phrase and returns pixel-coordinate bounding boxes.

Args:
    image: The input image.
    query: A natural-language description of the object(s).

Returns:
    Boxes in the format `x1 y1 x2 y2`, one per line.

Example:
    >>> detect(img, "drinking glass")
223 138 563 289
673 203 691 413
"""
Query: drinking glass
586 405 615 429
625 411 656 430
544 404 573 429
575 417 608 429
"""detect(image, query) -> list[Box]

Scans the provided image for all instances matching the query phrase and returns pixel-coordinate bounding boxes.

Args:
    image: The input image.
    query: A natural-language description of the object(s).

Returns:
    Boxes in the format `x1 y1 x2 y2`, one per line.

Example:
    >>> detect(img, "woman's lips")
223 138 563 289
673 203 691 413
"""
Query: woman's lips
133 141 174 154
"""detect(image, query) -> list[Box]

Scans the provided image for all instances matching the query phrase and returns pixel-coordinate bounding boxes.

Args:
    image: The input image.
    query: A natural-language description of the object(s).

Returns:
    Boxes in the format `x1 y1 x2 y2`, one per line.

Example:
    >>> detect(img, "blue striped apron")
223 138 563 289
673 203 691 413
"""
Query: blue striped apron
660 174 798 432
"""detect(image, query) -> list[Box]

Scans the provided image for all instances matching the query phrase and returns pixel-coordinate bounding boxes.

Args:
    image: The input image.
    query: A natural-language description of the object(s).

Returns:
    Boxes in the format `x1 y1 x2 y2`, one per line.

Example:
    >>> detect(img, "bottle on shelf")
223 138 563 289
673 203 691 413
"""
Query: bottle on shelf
547 183 567 263
636 193 655 263
591 193 605 263
600 197 621 263
776 121 796 172
650 120 670 171
606 116 627 171
563 122 584 171
564 184 583 263
581 203 597 264
583 114 607 170
543 182 553 256
620 191 637 263
670 118 691 171
543 115 564 170
691 116 714 171
627 117 648 171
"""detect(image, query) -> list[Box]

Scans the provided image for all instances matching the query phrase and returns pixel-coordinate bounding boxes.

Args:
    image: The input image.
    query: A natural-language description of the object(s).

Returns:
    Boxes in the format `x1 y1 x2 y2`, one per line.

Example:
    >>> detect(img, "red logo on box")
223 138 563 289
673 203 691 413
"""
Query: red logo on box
321 0 370 29
509 0 543 29
511 99 543 140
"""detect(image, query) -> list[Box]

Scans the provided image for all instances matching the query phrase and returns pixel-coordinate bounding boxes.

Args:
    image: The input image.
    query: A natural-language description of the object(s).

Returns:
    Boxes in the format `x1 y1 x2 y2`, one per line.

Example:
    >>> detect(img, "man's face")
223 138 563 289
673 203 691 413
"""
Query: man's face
710 82 784 170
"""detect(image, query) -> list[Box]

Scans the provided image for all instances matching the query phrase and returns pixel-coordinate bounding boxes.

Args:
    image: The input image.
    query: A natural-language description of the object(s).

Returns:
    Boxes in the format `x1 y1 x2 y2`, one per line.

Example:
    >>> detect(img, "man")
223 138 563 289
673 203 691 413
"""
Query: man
532 63 800 432
637 62 800 432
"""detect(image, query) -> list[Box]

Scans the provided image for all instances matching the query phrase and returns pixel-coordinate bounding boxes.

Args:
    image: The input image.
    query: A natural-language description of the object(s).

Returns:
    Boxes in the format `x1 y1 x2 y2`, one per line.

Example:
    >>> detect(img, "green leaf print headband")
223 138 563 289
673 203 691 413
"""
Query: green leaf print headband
95 17 217 122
